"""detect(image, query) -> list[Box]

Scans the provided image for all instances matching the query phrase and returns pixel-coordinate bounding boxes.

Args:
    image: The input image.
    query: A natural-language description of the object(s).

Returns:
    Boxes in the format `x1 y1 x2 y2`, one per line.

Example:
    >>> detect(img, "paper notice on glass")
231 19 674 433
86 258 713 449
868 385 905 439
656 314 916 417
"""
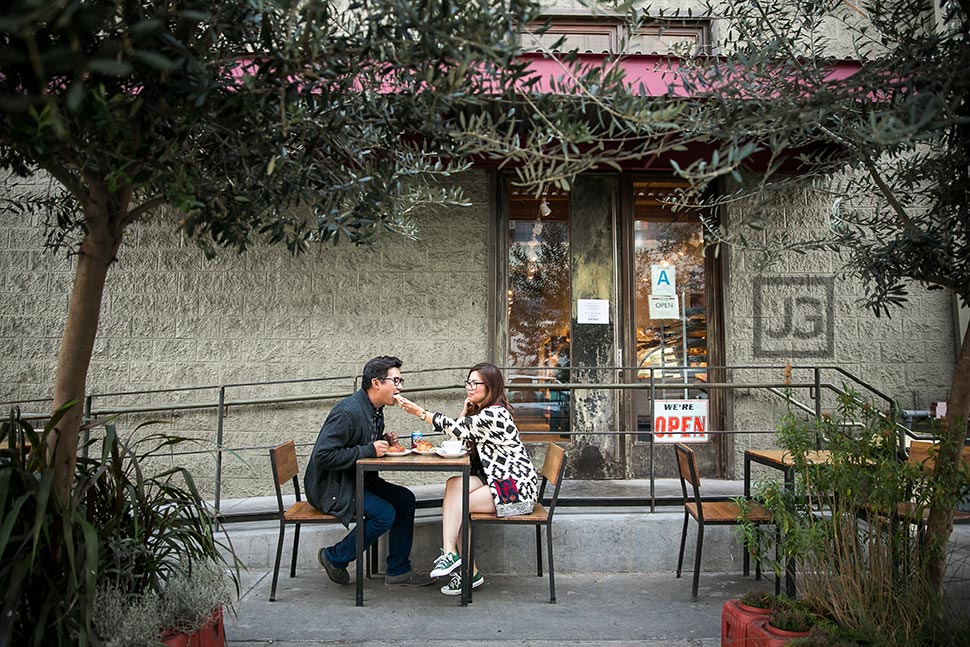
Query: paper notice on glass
649 294 680 319
651 265 677 296
577 299 610 324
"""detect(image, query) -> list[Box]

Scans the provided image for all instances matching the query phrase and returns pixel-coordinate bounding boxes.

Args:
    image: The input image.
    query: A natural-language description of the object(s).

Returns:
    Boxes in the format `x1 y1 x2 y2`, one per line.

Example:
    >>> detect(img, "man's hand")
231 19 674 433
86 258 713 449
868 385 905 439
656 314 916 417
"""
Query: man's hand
383 431 399 445
373 440 389 457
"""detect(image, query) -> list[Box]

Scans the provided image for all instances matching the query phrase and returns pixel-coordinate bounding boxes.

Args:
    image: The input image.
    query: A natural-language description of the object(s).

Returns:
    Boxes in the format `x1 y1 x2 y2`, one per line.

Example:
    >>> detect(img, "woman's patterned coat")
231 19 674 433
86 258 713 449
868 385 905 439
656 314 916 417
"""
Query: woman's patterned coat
432 405 539 517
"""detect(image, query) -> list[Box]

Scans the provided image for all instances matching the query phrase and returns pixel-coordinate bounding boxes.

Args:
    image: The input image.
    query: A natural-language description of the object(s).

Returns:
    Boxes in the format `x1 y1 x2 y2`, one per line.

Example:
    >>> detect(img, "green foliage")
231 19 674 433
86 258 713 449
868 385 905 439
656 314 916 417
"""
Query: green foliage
669 0 970 315
770 596 822 633
0 0 551 253
739 588 781 610
0 407 238 647
788 620 873 647
742 392 970 646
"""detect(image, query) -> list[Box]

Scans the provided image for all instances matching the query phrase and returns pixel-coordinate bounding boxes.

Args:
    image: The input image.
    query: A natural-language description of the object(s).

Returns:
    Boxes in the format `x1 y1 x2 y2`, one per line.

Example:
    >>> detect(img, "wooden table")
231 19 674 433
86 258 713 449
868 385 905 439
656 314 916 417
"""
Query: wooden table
355 452 471 606
743 449 832 596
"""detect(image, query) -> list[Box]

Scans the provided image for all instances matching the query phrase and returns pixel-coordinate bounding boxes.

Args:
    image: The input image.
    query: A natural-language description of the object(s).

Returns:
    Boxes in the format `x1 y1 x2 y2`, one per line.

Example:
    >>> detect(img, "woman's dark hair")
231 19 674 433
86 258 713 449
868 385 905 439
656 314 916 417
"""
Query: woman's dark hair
362 355 403 390
465 362 511 415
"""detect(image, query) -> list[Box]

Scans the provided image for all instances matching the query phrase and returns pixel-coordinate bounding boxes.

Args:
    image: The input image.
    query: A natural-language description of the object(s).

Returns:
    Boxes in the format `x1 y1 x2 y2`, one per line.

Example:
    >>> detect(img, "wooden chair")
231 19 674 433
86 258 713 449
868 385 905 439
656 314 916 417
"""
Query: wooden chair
268 441 372 601
469 442 567 603
892 441 970 533
674 443 778 601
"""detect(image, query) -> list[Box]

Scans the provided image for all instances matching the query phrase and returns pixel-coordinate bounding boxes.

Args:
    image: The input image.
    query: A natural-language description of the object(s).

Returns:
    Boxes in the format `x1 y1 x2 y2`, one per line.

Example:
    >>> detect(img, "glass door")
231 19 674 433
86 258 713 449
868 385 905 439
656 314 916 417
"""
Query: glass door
631 180 710 437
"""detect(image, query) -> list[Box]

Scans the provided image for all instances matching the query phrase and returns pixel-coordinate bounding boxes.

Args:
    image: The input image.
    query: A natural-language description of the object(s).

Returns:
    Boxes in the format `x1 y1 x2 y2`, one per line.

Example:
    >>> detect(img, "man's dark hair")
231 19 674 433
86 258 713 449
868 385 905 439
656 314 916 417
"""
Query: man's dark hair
362 356 403 391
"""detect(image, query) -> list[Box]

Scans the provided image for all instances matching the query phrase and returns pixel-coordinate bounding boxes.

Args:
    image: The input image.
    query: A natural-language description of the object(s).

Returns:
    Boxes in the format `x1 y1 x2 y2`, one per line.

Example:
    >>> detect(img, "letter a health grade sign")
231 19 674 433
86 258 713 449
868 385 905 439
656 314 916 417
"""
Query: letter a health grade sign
653 400 709 443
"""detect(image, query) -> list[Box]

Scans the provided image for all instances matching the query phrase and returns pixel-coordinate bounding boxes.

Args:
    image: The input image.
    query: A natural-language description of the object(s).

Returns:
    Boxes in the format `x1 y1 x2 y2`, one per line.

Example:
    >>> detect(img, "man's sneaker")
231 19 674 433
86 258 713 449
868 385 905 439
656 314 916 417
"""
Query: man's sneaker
318 548 350 585
440 570 484 596
384 569 435 587
430 550 462 578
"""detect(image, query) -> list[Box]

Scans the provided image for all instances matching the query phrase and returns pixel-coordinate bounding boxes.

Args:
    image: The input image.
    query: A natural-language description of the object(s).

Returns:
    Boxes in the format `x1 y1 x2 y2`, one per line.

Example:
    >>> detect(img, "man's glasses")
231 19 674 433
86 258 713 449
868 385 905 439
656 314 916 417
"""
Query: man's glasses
464 380 485 389
378 376 404 386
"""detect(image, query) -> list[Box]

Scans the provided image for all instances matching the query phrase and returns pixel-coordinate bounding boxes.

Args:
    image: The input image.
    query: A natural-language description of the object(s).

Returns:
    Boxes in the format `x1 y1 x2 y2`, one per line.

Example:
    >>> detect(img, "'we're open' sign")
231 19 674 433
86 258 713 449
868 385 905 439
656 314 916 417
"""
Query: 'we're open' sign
653 400 708 443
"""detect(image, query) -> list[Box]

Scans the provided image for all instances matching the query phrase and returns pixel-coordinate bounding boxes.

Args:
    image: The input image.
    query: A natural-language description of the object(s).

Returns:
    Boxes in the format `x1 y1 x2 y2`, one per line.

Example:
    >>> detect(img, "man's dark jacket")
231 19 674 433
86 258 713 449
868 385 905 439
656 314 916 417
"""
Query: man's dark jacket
304 389 380 526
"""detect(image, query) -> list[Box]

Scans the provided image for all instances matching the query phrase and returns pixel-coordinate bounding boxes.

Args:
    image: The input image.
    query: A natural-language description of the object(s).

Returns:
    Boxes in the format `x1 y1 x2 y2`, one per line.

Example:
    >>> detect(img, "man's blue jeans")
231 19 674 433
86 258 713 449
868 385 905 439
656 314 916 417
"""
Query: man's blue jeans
324 476 416 577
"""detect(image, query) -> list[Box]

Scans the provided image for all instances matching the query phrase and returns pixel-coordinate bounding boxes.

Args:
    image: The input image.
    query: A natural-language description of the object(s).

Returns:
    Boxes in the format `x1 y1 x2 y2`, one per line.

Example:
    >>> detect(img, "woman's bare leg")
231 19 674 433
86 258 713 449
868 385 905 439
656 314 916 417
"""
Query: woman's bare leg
441 476 494 573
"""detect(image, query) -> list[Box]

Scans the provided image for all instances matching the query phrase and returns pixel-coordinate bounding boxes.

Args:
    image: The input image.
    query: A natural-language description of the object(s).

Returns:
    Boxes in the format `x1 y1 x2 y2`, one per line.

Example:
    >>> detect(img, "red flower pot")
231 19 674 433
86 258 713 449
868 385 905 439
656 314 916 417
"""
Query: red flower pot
721 599 770 647
161 606 226 647
761 621 811 647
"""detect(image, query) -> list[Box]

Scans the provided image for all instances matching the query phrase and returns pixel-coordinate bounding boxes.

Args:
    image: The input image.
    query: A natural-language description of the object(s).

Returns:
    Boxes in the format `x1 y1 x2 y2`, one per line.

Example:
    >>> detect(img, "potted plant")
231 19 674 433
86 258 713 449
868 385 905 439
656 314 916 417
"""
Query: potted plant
93 559 234 647
765 598 819 640
0 407 239 647
786 621 871 647
738 392 970 646
722 590 779 647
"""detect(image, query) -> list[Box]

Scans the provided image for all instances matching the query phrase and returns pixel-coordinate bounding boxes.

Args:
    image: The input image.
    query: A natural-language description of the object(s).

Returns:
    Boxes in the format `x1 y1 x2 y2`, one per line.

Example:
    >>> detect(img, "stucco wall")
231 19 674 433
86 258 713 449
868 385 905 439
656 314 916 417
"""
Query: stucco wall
0 170 493 498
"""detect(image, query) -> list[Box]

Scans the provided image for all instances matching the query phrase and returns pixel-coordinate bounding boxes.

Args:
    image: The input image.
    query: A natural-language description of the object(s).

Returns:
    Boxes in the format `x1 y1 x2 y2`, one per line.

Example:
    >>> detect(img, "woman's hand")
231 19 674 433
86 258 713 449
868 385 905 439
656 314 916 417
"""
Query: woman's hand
394 394 422 418
460 397 474 417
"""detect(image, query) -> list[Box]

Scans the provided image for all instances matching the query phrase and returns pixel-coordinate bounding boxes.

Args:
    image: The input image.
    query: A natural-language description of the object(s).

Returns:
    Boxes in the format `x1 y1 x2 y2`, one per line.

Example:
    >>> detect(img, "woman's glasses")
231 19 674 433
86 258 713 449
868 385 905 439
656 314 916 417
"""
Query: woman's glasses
464 380 485 389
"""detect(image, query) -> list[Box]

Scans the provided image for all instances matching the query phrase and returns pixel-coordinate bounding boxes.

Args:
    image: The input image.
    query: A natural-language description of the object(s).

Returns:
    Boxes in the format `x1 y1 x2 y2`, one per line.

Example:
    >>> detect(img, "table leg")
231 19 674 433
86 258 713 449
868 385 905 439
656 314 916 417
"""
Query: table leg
743 455 751 576
460 465 470 606
355 463 365 607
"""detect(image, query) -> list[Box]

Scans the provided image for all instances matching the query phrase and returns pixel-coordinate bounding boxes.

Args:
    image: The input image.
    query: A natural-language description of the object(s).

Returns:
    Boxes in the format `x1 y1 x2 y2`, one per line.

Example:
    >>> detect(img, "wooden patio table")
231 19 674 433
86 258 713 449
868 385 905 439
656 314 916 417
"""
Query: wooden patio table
355 451 471 607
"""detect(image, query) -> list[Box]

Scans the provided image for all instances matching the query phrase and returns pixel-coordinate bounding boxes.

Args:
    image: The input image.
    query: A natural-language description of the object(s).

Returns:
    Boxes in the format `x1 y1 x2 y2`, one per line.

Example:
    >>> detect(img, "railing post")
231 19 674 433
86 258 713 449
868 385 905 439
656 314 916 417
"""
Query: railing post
649 367 656 513
214 386 226 522
82 394 93 458
814 367 822 449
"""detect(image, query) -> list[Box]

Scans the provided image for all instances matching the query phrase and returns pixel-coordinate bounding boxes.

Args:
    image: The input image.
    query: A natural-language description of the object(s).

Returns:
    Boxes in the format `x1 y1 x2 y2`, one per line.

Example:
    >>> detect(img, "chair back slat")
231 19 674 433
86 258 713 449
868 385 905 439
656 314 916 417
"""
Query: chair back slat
271 441 299 485
674 443 702 505
541 443 566 486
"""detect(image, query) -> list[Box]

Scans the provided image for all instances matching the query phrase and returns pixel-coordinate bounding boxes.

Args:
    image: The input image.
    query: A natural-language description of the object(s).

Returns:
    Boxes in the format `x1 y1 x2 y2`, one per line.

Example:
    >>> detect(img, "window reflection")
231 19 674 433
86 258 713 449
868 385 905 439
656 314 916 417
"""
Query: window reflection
507 188 571 435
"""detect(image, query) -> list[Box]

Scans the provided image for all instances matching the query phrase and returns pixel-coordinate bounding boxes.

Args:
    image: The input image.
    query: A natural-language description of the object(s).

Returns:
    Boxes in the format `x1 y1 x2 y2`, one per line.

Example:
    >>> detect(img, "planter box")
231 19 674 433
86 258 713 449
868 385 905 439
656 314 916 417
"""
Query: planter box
161 606 226 647
721 599 770 647
760 620 810 647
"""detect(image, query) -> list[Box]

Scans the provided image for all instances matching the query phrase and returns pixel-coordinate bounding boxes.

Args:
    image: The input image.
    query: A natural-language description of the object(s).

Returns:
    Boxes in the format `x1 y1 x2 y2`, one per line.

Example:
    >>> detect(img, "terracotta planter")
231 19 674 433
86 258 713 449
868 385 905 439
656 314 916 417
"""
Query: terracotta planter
761 620 811 647
721 598 770 647
161 606 226 647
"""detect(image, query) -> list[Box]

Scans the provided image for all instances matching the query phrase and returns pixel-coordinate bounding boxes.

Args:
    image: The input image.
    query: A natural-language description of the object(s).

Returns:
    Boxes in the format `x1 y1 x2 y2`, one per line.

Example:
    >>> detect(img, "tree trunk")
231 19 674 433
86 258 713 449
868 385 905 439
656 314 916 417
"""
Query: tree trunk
48 199 126 508
923 321 970 593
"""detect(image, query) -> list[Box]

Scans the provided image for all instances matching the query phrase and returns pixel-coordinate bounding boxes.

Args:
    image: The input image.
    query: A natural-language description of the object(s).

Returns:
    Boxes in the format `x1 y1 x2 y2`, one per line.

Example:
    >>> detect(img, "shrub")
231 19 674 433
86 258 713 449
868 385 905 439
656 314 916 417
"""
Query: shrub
741 391 970 646
0 406 239 647
739 589 779 610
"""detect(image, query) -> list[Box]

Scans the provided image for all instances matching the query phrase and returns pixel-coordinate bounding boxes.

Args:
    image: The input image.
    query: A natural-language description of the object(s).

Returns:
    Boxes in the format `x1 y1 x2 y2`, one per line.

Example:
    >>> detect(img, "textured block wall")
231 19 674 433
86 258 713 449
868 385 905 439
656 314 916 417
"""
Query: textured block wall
0 171 493 498
722 179 956 475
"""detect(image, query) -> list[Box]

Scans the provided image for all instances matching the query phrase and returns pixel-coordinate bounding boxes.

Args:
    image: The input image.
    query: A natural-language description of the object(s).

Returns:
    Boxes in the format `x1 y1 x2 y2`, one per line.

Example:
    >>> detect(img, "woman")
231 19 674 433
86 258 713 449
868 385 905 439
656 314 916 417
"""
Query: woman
395 362 538 595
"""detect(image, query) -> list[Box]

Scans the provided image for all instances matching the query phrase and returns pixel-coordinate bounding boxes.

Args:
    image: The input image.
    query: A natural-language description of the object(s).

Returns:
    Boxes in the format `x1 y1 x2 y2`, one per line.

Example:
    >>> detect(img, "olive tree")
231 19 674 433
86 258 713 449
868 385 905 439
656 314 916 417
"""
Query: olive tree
662 0 970 594
0 0 554 506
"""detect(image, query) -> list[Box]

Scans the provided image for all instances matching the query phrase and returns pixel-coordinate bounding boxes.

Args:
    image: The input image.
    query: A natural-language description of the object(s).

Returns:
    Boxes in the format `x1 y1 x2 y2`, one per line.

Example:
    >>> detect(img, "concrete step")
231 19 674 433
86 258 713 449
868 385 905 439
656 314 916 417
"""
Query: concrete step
222 504 755 576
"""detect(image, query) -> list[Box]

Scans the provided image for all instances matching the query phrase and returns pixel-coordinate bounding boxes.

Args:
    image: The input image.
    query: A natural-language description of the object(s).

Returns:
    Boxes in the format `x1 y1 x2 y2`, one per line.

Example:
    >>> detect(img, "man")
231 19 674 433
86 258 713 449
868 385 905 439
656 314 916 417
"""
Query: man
304 355 433 587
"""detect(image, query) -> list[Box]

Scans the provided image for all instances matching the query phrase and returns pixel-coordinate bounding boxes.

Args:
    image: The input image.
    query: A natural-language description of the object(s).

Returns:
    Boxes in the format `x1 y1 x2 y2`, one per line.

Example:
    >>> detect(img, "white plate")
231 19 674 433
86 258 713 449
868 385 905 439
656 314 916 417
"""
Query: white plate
435 448 468 458
412 449 438 455
384 448 412 456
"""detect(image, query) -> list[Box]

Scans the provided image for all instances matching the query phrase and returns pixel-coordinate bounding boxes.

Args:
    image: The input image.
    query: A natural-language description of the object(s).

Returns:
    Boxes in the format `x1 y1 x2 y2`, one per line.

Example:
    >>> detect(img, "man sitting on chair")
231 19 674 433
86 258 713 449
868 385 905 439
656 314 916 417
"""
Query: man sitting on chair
304 355 433 587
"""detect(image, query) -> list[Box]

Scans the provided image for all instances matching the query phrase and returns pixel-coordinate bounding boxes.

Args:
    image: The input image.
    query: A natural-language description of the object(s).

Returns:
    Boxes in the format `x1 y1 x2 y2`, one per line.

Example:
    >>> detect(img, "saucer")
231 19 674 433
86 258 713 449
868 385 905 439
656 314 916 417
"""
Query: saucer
435 448 468 458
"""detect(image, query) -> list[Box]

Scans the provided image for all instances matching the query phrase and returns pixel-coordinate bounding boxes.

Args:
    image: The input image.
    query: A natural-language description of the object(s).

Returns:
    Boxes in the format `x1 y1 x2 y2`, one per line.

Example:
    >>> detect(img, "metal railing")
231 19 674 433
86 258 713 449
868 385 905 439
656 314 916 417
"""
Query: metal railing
4 363 924 518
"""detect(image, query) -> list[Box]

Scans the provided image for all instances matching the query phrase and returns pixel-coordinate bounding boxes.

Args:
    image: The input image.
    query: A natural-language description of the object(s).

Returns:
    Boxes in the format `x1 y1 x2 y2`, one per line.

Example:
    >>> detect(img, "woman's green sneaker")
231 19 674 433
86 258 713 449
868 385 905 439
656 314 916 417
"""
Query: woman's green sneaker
440 570 484 596
430 549 462 577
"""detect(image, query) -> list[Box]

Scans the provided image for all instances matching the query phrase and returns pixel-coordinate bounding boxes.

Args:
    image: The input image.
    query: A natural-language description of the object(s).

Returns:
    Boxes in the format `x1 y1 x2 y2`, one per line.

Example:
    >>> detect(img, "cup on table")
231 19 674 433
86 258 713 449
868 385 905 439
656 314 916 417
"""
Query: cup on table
441 439 463 455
